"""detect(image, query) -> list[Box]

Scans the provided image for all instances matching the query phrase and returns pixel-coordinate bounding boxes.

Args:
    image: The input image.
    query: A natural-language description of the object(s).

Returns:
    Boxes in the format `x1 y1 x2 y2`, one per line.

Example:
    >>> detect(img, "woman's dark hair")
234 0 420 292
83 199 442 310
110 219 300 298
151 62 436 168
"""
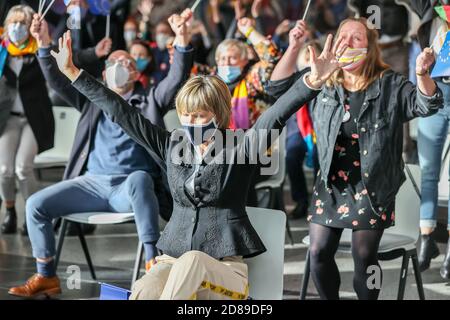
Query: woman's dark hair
130 39 156 75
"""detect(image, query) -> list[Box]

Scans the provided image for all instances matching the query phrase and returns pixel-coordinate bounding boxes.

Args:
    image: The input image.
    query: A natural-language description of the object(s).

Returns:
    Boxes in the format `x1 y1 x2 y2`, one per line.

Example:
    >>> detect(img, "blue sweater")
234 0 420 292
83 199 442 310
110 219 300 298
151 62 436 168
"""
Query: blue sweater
87 111 157 175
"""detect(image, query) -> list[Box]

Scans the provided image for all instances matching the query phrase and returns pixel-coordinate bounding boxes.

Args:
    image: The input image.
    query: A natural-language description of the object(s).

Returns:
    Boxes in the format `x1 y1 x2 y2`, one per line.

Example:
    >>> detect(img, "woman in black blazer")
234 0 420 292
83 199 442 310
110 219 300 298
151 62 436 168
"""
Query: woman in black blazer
48 25 338 299
0 5 54 235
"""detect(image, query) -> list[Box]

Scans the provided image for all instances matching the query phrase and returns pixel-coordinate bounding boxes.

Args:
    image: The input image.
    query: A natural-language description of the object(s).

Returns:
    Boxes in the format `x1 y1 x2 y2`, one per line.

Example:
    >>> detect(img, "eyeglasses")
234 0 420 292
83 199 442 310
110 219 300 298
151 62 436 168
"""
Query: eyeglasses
105 58 134 68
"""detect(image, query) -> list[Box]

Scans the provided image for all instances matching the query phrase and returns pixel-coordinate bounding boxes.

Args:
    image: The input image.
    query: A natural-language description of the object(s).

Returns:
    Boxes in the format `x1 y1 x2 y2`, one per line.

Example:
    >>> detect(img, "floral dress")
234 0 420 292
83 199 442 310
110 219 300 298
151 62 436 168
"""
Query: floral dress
308 90 395 230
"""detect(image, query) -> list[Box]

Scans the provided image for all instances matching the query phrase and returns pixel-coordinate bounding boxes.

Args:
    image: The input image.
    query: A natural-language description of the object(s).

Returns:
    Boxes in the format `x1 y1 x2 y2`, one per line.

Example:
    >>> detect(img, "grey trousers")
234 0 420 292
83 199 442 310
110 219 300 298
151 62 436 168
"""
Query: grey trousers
0 115 38 202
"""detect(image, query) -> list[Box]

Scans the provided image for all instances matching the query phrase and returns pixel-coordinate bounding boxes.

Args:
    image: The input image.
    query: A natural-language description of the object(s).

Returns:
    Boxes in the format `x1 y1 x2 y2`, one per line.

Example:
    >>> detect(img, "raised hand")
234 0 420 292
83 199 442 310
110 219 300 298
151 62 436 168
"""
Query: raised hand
416 47 435 76
168 8 193 47
307 34 350 88
275 19 290 36
237 17 255 37
50 31 80 82
288 20 309 49
251 0 264 18
138 0 154 21
234 0 245 20
95 37 112 58
30 14 51 48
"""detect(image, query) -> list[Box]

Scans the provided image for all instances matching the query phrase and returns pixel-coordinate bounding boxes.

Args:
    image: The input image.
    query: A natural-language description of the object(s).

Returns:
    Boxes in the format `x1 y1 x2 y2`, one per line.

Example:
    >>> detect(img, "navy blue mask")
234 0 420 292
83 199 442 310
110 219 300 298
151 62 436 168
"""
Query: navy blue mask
182 118 218 146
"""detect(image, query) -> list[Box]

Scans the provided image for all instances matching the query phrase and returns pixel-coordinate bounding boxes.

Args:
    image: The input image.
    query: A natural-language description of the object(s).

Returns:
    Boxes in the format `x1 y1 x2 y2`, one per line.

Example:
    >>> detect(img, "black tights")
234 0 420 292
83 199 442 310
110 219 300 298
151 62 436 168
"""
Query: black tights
309 223 384 300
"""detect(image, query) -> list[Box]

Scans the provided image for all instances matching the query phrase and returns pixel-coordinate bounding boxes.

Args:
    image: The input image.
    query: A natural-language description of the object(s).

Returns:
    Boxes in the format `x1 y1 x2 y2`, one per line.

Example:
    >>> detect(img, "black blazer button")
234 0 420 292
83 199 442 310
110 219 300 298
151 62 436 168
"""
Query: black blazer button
195 185 201 191
194 197 200 202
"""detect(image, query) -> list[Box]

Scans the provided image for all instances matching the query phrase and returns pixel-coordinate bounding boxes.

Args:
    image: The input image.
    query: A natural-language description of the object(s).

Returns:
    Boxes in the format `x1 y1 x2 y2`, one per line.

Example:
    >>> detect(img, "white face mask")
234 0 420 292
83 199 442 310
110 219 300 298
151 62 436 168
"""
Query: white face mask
105 63 130 89
124 30 137 43
8 22 29 45
155 33 170 51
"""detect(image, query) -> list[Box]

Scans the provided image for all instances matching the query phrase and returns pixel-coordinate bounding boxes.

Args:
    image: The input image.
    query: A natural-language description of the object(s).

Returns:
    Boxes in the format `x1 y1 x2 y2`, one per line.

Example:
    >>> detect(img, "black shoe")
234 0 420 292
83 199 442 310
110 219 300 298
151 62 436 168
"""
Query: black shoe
20 222 28 236
1 207 17 234
440 239 450 280
418 234 440 272
289 201 308 220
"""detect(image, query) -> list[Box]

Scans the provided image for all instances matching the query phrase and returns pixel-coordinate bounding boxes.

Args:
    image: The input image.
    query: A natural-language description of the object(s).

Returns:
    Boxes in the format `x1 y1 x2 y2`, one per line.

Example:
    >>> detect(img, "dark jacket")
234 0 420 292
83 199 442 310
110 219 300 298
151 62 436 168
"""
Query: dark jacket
350 0 409 37
37 47 194 220
410 0 439 49
266 69 443 215
70 69 321 259
0 54 54 153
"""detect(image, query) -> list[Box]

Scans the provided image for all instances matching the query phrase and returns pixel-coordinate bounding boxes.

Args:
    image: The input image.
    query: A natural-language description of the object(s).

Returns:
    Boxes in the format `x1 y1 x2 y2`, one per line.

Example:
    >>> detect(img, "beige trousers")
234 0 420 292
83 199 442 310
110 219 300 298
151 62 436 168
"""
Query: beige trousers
129 250 249 300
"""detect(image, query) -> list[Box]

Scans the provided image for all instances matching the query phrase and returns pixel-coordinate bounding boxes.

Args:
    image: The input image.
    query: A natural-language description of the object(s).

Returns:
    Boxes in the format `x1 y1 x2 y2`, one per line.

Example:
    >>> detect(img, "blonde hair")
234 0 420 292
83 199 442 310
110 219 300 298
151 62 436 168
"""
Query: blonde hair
4 5 35 37
215 39 248 63
176 75 232 128
326 17 390 90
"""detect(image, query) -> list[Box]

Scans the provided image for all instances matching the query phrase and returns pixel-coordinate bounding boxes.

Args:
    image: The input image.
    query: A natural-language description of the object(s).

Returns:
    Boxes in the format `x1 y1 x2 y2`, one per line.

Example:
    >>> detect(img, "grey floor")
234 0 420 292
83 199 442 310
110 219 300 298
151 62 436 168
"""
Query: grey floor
0 168 449 300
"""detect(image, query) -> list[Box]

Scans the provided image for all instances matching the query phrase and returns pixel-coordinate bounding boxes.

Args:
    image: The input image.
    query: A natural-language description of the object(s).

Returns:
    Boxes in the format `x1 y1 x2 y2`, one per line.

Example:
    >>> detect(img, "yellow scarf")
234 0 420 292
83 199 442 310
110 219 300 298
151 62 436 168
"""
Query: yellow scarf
4 37 38 56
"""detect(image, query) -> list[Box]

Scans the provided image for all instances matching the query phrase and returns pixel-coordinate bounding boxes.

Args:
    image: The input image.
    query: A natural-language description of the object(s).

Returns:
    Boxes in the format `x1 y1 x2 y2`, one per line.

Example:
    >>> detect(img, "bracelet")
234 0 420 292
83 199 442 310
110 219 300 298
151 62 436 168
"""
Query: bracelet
416 69 428 77
245 27 255 39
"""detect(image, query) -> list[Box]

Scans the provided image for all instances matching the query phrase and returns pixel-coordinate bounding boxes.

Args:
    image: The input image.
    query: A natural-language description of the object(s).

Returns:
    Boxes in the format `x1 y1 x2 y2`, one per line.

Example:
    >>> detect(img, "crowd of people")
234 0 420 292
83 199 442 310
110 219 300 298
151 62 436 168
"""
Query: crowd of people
0 0 449 300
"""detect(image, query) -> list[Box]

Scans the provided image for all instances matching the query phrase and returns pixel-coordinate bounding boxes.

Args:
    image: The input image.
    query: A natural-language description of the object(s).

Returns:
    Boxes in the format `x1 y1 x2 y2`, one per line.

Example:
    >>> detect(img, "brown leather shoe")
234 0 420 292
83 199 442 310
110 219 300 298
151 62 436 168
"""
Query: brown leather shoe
8 274 61 298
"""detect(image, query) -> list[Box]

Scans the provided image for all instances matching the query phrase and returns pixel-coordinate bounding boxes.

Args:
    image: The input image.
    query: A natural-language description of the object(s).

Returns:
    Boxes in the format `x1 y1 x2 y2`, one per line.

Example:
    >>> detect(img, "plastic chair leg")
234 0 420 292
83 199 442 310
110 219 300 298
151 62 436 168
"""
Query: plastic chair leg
75 223 97 280
397 250 409 300
410 250 426 300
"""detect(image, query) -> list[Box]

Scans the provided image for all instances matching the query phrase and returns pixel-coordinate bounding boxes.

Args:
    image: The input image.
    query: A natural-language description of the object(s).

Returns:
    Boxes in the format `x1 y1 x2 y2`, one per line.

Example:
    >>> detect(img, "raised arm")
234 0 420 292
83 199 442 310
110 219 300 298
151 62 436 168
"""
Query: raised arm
50 30 171 163
73 37 112 68
399 46 443 122
236 18 280 92
149 9 194 117
250 34 347 153
271 20 309 81
31 14 85 110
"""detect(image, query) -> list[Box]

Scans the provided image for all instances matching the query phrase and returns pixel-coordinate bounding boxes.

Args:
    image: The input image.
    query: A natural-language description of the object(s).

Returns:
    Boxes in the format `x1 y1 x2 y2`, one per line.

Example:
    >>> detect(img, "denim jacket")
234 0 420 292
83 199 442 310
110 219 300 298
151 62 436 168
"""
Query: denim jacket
266 69 443 215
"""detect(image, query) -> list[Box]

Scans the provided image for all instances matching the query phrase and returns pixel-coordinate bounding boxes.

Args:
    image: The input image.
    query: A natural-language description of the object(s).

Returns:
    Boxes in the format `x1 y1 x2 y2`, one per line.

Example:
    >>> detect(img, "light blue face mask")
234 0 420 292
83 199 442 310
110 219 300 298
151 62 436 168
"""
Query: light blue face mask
8 23 29 45
182 117 218 146
217 65 242 84
136 57 150 72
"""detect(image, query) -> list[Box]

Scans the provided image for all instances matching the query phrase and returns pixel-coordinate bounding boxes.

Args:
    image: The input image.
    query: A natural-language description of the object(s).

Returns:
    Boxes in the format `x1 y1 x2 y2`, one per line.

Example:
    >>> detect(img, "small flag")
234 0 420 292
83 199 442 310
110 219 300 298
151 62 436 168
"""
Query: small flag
431 31 450 78
296 105 316 168
434 5 450 22
87 0 111 16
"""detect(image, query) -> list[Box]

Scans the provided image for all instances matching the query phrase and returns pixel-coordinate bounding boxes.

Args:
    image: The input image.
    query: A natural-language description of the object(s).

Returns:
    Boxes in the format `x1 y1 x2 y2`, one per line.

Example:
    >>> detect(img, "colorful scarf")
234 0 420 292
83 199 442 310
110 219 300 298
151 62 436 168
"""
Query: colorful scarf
296 104 316 168
4 37 38 56
230 80 250 129
0 36 38 77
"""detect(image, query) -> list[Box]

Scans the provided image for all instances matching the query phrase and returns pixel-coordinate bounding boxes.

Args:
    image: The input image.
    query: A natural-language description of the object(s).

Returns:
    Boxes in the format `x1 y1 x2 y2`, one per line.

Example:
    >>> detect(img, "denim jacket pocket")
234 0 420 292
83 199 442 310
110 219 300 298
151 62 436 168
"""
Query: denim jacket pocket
369 116 389 151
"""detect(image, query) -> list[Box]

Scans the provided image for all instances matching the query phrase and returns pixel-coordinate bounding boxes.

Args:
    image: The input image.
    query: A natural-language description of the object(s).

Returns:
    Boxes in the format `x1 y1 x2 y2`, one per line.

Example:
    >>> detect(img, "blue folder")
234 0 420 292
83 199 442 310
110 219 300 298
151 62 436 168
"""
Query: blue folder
99 283 132 300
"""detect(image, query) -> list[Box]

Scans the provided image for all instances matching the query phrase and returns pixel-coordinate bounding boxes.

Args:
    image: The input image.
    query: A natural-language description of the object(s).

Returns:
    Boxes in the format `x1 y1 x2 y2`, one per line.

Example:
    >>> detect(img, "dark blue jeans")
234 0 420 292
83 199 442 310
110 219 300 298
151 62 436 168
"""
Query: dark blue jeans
286 132 319 204
26 171 160 258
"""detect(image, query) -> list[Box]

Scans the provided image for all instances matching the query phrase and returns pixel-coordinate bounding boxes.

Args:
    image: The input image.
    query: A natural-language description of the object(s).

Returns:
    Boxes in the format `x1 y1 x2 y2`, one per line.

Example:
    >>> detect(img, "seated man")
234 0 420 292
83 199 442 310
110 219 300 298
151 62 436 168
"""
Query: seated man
8 10 194 298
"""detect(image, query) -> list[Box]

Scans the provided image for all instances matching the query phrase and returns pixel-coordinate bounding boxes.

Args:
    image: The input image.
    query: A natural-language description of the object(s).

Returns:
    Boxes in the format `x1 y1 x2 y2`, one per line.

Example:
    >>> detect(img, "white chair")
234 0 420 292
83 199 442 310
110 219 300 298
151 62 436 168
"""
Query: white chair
300 164 425 300
34 106 80 171
245 207 286 300
255 129 294 244
163 109 181 131
54 212 142 285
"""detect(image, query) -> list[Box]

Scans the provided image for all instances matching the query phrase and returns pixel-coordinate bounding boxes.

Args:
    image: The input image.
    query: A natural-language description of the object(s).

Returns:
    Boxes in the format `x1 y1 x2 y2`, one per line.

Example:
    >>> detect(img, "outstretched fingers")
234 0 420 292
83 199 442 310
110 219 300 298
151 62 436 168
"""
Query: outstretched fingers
320 34 333 58
308 45 317 65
